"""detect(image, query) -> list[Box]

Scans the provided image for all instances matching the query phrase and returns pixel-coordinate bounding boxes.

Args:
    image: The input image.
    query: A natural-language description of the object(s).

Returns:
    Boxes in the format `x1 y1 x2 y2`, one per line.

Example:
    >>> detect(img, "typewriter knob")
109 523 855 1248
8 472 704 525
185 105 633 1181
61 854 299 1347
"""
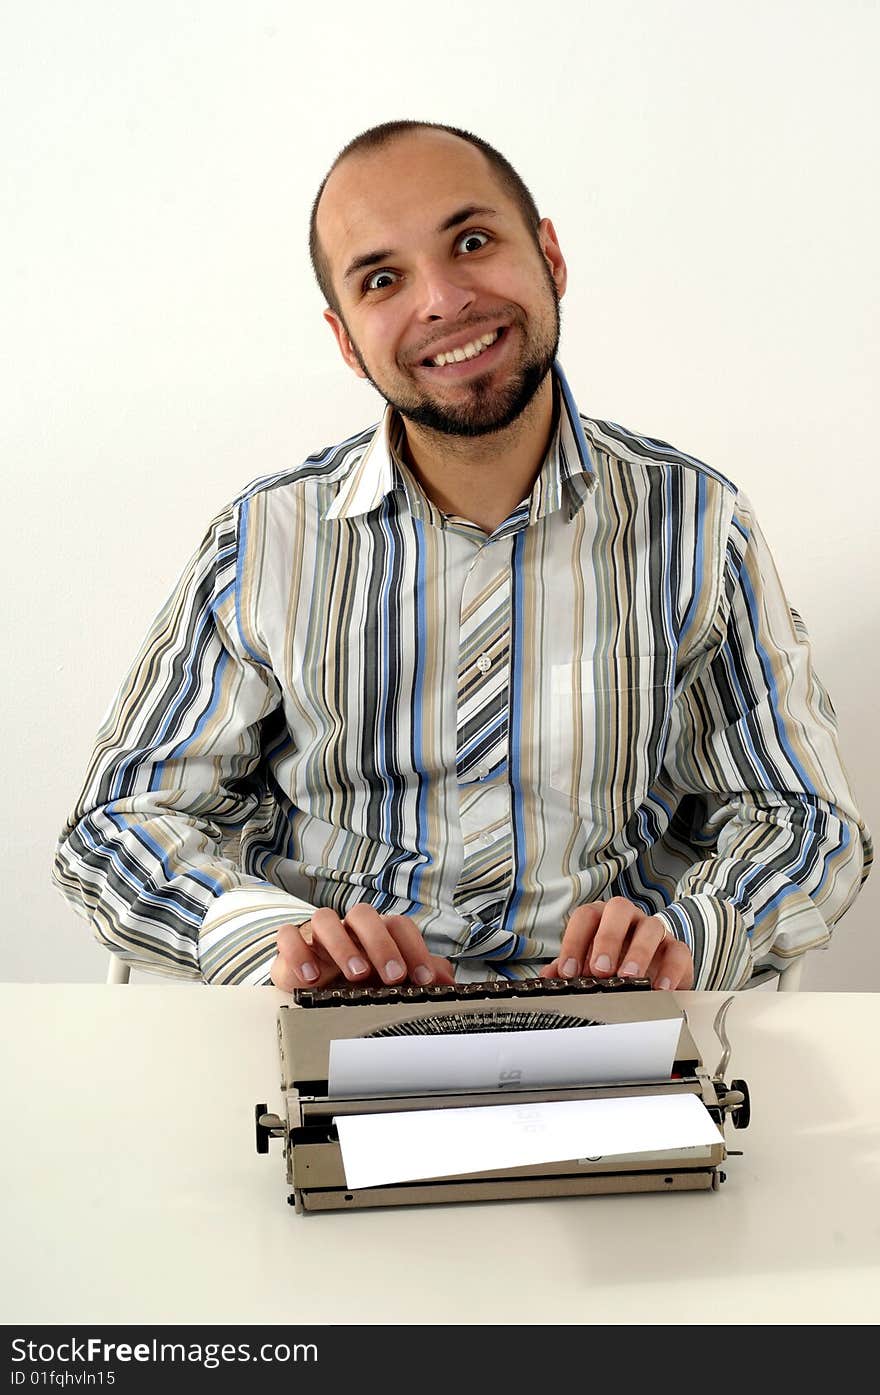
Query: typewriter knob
730 1078 751 1130
254 1102 285 1154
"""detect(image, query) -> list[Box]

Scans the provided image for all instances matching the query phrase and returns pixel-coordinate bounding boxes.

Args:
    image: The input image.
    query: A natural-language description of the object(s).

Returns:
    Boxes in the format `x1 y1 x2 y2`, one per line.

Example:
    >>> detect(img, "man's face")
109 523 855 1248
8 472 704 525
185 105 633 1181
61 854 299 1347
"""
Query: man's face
316 130 566 438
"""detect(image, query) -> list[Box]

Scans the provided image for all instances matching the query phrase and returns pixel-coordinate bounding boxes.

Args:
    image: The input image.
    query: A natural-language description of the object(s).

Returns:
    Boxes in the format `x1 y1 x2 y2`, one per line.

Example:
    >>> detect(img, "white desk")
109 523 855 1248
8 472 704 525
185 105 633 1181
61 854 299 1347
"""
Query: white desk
2 985 878 1325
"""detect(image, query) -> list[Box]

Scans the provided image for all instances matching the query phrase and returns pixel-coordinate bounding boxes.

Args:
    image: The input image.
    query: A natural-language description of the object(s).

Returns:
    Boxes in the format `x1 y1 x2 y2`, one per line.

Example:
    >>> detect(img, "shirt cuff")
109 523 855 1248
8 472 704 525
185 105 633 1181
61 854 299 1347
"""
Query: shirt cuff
198 884 316 985
652 894 752 990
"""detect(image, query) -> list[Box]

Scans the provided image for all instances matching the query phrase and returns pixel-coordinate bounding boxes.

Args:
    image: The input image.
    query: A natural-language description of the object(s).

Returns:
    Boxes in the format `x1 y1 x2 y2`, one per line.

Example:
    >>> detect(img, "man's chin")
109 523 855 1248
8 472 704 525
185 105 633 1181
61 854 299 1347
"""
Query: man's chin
401 401 526 438
378 363 554 439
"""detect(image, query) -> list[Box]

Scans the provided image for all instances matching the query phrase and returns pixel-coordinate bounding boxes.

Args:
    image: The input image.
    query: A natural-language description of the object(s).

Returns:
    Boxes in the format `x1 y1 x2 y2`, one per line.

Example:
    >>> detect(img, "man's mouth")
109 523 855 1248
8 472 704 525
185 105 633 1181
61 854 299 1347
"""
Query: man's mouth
418 326 508 374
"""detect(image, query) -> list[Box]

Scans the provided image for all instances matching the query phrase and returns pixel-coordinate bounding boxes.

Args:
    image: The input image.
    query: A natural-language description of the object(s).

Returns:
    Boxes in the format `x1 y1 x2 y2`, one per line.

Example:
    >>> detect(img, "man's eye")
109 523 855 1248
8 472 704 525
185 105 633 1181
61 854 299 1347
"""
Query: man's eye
363 269 399 293
456 230 491 254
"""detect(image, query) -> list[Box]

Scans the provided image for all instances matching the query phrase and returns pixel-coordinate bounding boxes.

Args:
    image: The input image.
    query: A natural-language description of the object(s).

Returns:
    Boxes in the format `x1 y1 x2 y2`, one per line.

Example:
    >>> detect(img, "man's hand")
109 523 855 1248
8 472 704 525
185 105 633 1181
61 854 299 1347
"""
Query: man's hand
538 898 694 991
270 903 456 992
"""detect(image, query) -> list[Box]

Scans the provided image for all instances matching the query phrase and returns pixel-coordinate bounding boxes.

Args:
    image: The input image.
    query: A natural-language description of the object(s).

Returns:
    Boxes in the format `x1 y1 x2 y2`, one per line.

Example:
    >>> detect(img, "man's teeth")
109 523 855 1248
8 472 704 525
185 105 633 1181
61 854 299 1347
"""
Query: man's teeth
430 329 500 367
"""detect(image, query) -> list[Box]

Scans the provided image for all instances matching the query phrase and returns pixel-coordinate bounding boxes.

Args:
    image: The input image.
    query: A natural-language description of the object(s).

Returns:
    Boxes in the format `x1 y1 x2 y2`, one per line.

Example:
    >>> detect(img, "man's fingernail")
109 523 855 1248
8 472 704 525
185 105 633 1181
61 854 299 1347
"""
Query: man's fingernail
347 956 369 976
657 977 672 991
299 961 318 982
620 960 640 978
385 958 405 980
561 958 578 978
594 955 612 973
413 965 433 985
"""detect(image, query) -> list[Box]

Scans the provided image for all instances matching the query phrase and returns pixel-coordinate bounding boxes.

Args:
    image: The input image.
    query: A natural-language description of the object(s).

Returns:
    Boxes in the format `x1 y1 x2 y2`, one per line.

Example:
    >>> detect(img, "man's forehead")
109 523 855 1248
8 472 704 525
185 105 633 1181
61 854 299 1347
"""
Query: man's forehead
317 132 511 270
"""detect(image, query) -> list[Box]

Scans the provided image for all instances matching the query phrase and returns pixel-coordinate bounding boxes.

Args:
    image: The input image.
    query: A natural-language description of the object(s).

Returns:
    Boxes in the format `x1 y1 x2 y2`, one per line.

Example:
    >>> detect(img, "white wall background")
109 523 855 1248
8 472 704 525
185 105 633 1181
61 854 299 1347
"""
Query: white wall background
2 0 877 987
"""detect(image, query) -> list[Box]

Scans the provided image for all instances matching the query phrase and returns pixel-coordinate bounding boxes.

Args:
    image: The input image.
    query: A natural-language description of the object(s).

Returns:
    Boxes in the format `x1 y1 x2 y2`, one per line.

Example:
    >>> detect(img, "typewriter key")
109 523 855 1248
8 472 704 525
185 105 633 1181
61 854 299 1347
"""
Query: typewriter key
368 986 396 1003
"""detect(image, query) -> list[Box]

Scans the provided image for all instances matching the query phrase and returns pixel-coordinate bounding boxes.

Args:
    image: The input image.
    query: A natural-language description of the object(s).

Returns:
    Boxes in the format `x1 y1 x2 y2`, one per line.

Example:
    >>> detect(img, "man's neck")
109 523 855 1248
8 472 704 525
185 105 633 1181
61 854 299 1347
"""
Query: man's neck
399 373 556 536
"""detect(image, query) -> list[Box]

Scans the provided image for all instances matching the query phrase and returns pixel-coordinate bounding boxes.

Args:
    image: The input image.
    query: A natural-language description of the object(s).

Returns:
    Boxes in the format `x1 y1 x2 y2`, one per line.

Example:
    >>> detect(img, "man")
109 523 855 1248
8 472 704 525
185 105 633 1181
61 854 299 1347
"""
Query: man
55 120 871 991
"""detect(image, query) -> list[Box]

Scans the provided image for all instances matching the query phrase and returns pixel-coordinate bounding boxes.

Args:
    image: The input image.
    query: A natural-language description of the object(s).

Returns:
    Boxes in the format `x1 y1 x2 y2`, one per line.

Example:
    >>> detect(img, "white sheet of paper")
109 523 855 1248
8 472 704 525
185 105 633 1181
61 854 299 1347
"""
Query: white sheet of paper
334 1091 723 1190
328 1017 681 1098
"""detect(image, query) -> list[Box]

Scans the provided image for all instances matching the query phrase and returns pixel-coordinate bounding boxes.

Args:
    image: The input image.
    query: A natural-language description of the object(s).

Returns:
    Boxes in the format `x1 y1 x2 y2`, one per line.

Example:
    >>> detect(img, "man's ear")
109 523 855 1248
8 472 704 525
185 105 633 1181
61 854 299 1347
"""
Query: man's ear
537 218 567 300
323 309 368 380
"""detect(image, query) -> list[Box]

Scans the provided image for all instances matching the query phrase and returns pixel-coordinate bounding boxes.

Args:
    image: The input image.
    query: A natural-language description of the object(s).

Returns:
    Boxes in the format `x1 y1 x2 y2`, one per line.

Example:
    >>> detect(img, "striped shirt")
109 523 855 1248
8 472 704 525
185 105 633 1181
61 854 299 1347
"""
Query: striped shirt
54 362 872 988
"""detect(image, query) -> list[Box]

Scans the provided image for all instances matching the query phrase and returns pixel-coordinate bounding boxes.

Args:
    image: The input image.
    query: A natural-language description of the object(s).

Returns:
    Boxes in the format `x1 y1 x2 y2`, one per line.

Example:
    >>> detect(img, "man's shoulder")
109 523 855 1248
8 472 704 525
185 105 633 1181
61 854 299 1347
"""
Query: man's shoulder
231 421 380 510
578 413 738 495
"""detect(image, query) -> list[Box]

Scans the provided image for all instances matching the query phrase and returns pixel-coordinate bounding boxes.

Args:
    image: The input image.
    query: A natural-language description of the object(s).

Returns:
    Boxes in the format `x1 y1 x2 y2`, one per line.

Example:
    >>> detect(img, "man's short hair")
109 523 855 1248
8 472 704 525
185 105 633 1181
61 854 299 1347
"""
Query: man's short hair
309 119 543 319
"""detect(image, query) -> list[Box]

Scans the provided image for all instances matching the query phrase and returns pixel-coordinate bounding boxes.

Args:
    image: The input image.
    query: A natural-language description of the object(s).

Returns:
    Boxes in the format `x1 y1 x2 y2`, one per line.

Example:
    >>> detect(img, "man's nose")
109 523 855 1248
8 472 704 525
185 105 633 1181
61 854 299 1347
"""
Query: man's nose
416 266 476 321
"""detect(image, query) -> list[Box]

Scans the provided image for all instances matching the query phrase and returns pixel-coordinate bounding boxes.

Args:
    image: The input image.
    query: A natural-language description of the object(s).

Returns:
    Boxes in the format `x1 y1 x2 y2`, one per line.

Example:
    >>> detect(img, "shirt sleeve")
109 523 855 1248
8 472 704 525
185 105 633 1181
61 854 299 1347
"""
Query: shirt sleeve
652 491 872 989
52 503 318 984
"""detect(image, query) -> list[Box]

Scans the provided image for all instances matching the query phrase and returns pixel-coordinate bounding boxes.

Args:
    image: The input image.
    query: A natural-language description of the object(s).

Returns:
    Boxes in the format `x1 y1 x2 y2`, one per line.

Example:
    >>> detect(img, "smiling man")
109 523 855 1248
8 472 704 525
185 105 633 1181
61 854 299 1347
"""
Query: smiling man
55 120 871 992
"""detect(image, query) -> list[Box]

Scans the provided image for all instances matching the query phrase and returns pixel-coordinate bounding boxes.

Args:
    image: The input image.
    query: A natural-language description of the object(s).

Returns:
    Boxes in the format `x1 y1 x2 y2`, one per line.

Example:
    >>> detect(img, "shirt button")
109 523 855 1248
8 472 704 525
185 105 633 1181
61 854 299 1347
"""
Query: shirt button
476 761 490 779
481 831 495 847
476 653 492 673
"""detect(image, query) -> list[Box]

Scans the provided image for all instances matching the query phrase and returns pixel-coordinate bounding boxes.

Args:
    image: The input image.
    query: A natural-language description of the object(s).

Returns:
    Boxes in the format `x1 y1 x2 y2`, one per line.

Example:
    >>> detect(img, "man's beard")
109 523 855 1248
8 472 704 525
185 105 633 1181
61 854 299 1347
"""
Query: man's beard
344 284 561 439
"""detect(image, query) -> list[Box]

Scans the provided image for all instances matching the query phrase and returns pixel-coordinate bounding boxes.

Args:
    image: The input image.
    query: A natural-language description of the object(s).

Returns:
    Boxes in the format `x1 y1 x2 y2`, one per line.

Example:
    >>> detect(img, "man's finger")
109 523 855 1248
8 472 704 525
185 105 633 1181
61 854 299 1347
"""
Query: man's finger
649 937 695 991
272 921 340 990
617 915 670 980
382 915 457 984
589 897 643 975
305 903 404 982
339 903 412 983
551 904 604 978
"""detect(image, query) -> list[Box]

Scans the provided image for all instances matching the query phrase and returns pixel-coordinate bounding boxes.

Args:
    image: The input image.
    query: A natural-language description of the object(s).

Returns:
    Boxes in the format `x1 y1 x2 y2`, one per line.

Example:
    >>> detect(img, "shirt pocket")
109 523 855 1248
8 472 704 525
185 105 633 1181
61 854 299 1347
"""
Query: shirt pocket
549 655 671 821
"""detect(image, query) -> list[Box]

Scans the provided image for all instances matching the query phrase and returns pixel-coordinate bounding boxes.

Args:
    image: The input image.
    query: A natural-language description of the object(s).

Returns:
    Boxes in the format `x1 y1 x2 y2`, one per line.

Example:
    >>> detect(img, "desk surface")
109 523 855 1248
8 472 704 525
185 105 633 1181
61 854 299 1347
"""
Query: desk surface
2 985 878 1325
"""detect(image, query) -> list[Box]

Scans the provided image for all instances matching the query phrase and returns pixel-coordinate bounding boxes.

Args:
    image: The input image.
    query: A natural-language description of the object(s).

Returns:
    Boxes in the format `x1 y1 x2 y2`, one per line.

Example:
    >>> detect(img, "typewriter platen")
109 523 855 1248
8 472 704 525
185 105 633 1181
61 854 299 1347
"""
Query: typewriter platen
255 977 750 1213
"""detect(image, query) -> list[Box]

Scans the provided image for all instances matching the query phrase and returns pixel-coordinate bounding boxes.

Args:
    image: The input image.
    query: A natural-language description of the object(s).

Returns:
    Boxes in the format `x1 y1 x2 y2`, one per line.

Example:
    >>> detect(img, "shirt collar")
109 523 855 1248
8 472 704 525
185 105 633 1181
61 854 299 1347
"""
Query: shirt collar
325 359 596 522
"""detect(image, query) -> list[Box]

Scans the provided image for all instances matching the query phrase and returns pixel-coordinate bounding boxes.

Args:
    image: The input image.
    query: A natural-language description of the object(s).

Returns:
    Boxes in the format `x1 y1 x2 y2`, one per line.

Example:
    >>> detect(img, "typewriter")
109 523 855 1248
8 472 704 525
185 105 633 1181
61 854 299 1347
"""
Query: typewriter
255 977 750 1213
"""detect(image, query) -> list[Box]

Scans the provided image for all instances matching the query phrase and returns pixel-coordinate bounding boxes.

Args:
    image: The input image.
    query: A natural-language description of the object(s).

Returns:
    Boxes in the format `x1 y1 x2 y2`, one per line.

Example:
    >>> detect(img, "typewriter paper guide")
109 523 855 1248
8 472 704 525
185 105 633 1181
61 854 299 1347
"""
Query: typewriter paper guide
328 1016 682 1098
335 1092 724 1191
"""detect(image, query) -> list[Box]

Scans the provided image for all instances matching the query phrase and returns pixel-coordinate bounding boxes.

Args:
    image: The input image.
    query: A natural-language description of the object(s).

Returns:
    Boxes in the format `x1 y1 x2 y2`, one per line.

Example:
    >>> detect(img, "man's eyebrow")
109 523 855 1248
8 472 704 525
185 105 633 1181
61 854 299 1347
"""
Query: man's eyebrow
342 205 501 285
343 246 395 284
436 203 499 234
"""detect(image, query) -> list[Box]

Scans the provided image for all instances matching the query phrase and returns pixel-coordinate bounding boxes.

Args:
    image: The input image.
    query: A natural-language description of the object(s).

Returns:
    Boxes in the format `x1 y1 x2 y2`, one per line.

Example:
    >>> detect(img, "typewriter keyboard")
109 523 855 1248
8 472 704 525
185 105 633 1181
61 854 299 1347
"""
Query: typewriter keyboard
293 975 652 1008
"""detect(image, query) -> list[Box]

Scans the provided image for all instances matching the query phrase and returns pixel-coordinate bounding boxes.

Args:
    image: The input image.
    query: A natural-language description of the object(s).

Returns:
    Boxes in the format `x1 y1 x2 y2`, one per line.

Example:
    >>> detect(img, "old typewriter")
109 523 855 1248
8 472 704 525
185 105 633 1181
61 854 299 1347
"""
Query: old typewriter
255 976 750 1213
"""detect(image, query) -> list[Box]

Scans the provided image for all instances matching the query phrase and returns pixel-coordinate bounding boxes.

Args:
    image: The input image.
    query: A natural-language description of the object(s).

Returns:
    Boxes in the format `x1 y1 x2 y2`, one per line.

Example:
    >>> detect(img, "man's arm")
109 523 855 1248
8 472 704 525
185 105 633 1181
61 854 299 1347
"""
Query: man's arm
53 504 320 984
54 504 452 988
648 490 872 989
